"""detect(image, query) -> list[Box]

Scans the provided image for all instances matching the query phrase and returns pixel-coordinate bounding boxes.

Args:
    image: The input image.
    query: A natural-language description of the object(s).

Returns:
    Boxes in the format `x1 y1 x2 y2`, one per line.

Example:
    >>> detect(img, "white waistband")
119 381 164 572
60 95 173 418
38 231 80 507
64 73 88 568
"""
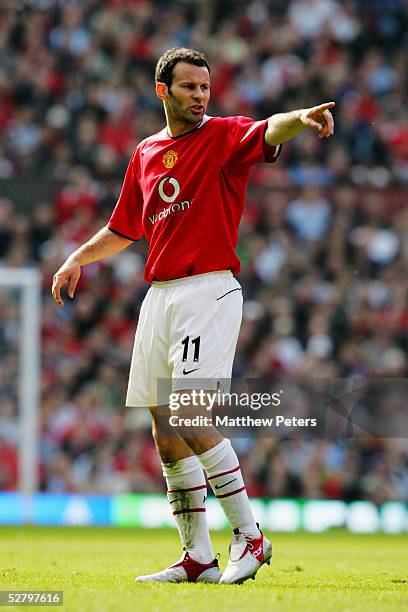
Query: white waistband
151 270 231 287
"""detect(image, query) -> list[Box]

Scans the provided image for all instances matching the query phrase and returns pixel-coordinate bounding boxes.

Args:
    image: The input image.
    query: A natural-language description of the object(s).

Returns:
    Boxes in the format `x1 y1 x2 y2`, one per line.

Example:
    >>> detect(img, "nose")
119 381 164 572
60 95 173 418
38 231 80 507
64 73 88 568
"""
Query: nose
192 87 204 101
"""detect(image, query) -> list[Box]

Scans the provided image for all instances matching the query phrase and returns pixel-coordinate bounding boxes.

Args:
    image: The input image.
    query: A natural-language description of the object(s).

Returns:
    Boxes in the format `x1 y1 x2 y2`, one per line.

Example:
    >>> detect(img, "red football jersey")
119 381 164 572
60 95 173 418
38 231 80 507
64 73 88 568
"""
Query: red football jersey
108 115 281 282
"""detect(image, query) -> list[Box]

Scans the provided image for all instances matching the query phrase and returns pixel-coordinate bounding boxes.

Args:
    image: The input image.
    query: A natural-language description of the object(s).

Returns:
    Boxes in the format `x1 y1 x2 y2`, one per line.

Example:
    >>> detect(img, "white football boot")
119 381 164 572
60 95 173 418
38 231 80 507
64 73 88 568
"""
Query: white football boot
136 550 221 583
220 526 272 584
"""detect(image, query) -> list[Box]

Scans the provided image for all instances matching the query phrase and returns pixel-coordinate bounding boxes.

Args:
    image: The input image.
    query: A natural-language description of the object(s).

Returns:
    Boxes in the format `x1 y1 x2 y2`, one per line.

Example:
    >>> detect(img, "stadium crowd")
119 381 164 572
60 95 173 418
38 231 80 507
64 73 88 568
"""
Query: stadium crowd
0 0 407 503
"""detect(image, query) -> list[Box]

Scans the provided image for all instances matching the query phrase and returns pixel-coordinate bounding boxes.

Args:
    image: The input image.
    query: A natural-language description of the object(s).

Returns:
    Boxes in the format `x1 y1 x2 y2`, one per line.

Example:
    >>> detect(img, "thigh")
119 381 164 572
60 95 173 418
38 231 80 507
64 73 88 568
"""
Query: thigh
126 288 171 407
169 274 243 392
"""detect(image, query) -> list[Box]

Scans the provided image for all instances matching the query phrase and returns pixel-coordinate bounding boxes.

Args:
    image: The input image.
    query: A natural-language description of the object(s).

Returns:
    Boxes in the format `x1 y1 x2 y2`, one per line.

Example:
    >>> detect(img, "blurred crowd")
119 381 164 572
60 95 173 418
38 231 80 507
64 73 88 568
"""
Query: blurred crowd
0 0 407 503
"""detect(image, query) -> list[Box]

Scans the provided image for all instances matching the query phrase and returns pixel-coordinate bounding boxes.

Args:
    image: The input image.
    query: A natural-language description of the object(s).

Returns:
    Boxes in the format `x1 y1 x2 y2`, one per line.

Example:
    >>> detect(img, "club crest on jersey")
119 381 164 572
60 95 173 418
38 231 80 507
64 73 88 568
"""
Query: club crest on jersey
163 149 178 169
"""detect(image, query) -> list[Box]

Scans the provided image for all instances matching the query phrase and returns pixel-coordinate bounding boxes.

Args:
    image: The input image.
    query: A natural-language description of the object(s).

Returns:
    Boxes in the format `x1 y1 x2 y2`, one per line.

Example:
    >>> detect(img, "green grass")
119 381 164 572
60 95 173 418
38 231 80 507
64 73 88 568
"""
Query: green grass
0 527 407 612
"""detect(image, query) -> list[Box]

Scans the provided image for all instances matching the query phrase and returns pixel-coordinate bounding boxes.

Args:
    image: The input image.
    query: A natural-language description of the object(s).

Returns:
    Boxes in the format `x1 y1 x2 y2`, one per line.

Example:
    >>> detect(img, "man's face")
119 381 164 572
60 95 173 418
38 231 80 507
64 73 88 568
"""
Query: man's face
158 62 210 125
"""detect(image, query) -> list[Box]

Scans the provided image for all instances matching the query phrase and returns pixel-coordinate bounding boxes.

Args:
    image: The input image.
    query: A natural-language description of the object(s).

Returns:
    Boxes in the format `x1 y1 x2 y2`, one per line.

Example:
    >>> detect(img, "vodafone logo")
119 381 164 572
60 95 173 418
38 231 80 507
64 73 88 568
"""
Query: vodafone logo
158 177 180 203
150 176 191 225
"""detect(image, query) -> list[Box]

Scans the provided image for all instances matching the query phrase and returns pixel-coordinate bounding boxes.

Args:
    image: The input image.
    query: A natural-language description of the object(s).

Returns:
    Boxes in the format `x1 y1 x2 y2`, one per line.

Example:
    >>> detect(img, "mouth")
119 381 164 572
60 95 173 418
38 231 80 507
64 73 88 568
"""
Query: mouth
190 105 204 114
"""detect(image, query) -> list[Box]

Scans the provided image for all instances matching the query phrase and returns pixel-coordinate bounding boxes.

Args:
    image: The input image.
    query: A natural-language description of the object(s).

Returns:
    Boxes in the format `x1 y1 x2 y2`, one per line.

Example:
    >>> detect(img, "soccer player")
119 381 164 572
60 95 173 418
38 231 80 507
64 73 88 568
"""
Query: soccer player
52 48 334 584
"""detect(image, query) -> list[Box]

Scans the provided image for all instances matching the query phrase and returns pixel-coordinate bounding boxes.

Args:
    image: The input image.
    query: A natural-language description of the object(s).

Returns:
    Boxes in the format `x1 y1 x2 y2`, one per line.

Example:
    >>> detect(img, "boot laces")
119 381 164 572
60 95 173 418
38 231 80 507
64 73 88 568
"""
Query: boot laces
232 523 261 551
231 529 254 551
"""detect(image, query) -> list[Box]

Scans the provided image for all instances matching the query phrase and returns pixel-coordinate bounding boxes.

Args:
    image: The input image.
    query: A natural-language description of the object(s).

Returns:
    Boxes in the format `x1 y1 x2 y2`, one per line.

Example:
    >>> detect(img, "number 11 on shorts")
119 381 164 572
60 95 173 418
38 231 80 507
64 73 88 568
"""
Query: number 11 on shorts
181 336 201 362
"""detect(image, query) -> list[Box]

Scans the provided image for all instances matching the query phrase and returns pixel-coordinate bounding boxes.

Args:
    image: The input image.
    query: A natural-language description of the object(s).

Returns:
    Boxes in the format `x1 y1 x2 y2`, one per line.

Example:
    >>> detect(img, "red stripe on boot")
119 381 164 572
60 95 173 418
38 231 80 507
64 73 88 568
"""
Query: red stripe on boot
173 508 206 515
167 484 207 493
207 466 240 480
216 485 246 499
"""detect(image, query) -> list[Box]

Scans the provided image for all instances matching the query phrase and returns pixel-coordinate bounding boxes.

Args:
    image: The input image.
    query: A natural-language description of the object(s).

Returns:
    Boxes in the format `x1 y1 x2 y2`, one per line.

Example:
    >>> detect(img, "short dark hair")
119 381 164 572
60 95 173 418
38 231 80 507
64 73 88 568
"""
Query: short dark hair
155 47 210 88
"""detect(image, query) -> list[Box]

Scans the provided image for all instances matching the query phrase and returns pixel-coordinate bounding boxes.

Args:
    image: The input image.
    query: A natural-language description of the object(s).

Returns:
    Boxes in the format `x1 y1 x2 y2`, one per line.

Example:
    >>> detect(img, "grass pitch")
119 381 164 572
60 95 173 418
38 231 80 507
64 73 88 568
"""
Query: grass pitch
0 527 407 612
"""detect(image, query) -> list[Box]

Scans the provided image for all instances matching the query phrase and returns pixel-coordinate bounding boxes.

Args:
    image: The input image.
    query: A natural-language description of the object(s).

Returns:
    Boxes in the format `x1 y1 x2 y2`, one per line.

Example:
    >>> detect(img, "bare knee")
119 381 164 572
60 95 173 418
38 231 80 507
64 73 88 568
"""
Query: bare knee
150 406 194 464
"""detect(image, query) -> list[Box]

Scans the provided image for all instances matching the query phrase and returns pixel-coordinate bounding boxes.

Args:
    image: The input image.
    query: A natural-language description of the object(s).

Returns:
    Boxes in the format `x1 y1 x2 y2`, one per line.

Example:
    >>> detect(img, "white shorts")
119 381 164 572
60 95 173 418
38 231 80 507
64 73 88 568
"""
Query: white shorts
126 270 243 407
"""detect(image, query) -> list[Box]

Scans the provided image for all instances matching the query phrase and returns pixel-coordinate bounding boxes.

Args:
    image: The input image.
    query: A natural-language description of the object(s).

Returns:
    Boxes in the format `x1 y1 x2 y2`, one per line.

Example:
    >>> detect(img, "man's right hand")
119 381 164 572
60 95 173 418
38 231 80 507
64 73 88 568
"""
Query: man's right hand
51 225 134 307
52 258 81 307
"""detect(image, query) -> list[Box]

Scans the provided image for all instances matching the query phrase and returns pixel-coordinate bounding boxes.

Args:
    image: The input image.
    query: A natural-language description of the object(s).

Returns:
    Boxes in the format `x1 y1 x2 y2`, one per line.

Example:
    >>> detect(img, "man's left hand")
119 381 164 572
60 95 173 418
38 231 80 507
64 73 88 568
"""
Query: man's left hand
299 102 335 138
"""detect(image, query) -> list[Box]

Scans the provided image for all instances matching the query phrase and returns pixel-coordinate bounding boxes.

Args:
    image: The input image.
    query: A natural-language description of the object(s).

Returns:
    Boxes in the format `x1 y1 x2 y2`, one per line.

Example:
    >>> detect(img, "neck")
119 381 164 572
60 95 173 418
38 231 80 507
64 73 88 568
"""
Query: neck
164 107 202 137
166 117 202 137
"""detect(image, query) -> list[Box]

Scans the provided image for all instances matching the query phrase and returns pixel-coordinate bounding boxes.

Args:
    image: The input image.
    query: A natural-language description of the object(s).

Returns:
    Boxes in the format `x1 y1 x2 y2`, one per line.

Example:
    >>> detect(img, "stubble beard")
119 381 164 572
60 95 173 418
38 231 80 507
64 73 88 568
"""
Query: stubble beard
168 91 202 126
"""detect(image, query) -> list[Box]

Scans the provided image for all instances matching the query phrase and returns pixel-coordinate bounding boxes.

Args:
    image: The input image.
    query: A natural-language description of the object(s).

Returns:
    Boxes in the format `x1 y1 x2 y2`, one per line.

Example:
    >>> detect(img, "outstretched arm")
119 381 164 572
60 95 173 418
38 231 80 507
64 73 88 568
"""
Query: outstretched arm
52 226 133 307
265 102 335 146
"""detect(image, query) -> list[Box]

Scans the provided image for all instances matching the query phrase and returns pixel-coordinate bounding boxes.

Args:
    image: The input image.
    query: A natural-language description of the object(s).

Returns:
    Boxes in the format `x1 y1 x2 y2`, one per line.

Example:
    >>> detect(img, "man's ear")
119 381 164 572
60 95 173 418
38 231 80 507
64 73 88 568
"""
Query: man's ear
156 82 168 101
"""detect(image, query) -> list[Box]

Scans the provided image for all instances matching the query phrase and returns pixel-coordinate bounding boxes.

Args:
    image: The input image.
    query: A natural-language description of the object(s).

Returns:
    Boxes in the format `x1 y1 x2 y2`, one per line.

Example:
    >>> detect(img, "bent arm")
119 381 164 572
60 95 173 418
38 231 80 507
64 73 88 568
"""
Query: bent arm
52 226 133 307
67 225 133 266
265 102 335 147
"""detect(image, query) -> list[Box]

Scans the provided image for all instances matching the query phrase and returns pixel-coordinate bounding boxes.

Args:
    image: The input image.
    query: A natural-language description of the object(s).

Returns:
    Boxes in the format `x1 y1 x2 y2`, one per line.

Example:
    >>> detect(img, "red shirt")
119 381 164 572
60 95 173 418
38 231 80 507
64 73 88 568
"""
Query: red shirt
108 115 281 282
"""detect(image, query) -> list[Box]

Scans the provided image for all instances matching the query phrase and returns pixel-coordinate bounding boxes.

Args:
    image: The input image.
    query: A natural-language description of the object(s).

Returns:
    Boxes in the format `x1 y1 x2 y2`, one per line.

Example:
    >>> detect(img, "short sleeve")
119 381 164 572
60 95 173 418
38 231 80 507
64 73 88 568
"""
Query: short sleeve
222 116 282 168
108 153 144 241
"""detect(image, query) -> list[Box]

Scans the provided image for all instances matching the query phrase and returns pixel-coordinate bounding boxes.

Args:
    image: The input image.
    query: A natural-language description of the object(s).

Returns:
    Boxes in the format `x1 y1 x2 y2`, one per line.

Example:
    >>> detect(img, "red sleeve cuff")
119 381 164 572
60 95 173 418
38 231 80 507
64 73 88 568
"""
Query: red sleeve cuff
263 141 282 163
108 225 138 242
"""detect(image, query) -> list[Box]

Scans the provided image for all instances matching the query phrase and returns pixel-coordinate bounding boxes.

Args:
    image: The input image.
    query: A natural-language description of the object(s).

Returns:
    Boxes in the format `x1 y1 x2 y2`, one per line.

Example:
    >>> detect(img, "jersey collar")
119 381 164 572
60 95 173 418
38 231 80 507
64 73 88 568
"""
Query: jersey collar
166 115 212 139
